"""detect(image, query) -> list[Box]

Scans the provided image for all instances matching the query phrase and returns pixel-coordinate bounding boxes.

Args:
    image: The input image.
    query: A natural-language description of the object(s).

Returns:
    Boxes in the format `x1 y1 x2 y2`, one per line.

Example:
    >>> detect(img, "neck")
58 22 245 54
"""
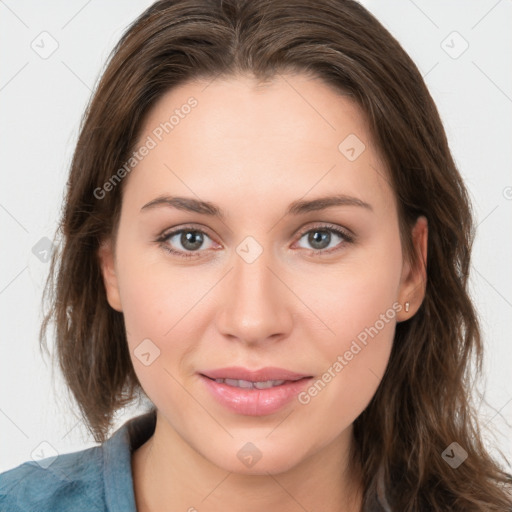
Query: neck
132 412 363 512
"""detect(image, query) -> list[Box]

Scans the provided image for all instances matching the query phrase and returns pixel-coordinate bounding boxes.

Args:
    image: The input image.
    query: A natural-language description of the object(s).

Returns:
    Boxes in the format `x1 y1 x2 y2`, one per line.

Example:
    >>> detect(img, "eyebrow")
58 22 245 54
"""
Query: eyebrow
140 193 373 218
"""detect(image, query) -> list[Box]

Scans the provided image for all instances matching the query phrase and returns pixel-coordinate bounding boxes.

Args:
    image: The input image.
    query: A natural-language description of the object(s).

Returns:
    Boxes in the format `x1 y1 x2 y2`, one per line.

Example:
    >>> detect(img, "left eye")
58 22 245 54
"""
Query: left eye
295 227 350 252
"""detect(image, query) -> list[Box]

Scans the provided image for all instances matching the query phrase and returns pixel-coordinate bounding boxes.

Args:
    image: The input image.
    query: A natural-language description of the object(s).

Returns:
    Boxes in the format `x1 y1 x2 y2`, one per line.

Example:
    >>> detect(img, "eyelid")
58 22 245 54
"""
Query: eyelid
158 222 354 243
294 222 355 242
158 223 218 242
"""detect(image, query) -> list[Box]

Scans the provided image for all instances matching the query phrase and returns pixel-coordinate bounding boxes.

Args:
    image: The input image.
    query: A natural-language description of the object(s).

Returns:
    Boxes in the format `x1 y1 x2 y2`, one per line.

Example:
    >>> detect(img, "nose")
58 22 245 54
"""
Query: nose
215 247 294 346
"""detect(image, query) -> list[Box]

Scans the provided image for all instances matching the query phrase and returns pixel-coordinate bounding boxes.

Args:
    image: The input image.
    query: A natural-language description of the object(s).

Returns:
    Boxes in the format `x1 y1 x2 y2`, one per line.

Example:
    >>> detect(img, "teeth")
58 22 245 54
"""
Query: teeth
253 379 286 389
214 378 286 389
225 378 253 389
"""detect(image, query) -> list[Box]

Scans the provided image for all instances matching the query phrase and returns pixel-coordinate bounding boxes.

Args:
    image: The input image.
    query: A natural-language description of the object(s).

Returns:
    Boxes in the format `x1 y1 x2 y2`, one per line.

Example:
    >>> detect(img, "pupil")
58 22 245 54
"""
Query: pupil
182 231 203 251
309 230 330 250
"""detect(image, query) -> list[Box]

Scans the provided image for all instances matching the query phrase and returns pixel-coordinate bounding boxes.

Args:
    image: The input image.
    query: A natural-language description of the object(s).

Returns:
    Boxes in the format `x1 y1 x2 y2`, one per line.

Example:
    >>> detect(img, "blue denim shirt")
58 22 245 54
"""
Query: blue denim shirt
0 408 156 512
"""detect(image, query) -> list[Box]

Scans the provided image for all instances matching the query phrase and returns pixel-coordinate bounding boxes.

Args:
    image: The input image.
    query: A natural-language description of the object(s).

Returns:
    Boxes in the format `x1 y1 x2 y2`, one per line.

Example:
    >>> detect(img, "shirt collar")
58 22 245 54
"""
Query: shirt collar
102 407 157 512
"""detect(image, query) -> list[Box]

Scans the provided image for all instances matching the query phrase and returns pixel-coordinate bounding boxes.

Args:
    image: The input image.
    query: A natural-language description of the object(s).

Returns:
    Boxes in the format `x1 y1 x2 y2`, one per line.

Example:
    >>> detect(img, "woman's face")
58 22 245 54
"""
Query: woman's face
99 73 427 474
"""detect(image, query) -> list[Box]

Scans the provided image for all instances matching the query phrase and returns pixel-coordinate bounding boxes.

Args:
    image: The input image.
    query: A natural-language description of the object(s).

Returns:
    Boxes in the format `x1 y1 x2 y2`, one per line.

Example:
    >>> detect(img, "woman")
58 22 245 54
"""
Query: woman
1 1 511 511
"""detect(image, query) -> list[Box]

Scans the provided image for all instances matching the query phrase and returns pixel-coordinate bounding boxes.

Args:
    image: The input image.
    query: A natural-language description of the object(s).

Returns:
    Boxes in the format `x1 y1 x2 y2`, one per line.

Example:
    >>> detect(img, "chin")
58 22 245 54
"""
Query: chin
203 437 310 476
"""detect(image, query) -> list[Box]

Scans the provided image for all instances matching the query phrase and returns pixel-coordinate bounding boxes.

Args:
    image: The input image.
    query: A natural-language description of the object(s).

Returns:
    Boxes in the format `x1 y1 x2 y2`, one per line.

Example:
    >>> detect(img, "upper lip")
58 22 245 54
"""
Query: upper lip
200 366 312 382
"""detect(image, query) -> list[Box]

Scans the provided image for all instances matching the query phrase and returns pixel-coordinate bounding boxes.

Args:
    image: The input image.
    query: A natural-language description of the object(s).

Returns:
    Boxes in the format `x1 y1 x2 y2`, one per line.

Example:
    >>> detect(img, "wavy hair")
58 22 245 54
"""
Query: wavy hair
40 1 512 510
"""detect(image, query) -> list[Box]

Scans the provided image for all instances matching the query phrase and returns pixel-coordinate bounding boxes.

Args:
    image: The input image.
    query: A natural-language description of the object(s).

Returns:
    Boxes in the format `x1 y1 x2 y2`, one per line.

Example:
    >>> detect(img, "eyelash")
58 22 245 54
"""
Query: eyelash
156 223 355 259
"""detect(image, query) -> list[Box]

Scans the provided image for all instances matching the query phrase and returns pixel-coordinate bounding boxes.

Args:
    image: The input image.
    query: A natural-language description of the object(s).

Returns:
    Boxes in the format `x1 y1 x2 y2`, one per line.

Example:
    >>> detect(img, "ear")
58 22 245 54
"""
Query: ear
97 238 123 312
396 215 428 322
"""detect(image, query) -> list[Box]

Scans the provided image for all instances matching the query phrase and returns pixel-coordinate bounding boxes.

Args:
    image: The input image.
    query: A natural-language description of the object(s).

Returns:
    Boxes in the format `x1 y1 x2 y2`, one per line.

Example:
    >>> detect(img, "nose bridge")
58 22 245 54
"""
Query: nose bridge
215 241 293 343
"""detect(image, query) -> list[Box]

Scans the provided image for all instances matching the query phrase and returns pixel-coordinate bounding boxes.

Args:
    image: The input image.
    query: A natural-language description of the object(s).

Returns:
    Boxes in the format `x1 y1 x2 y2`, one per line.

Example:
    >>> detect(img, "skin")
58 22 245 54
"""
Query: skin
98 72 428 512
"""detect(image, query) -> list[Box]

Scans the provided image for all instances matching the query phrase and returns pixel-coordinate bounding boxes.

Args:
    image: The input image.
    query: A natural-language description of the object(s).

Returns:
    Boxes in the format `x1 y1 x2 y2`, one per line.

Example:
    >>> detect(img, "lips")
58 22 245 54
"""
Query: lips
199 366 313 415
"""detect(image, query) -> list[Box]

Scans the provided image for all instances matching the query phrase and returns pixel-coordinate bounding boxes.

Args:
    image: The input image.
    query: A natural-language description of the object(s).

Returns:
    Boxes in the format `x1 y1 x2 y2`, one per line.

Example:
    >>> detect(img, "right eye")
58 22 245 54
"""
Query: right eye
157 226 219 259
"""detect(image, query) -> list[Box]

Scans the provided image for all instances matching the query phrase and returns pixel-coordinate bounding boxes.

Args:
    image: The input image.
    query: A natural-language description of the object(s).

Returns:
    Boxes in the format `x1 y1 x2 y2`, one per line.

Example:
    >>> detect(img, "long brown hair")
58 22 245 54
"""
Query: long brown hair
40 1 512 510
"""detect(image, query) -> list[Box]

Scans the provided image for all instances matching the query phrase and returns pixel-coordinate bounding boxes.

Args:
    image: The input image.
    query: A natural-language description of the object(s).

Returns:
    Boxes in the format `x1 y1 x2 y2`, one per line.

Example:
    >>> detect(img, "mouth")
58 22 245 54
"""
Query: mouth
198 367 314 415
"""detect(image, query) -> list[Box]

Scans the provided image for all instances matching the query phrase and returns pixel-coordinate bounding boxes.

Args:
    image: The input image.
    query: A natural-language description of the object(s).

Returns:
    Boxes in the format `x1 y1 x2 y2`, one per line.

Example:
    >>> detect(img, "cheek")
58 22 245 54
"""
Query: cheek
293 241 402 416
115 242 227 407
113 241 195 386
117 258 200 420
293 300 397 453
116 240 197 341
294 240 402 348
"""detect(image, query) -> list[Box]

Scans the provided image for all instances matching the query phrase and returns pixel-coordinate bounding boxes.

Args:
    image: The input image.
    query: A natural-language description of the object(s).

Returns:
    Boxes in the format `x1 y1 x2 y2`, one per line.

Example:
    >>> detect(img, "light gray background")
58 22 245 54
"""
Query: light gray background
1 0 511 472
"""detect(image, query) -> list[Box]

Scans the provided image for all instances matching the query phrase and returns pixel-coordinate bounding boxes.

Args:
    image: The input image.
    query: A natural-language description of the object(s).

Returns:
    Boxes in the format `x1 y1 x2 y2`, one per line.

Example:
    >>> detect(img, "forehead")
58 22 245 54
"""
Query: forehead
125 73 394 217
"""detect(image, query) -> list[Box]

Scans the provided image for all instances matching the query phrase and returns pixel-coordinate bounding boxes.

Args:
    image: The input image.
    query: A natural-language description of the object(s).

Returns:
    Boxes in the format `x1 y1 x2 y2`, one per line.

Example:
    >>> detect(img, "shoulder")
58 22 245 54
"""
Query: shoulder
0 445 106 512
0 409 155 512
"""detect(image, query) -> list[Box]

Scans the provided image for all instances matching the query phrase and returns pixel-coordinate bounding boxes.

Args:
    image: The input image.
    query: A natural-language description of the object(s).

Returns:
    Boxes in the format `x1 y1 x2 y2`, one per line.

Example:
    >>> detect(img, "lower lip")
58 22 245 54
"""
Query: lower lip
200 375 312 416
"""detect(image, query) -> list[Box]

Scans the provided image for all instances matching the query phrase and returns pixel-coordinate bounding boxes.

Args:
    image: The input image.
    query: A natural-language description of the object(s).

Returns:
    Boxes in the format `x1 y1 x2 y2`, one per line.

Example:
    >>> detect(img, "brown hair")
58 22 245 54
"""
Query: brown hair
40 0 512 510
